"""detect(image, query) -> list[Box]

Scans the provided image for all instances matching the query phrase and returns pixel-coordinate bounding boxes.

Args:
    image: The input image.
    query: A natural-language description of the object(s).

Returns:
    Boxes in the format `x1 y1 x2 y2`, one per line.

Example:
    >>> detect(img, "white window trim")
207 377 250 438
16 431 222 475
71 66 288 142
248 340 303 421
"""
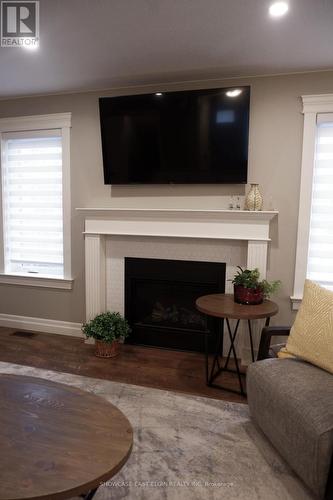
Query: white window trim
0 113 73 290
292 94 333 310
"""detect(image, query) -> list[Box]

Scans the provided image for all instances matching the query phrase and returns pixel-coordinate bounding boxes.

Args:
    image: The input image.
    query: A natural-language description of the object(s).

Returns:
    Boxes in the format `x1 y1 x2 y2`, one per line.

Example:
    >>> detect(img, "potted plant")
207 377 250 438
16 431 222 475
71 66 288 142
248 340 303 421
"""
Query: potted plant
82 311 131 358
232 267 281 305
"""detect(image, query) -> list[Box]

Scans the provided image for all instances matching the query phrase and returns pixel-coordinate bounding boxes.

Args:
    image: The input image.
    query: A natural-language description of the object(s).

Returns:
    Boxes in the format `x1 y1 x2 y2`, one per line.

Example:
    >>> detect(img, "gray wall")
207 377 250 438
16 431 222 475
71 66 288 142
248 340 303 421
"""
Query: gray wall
0 70 333 325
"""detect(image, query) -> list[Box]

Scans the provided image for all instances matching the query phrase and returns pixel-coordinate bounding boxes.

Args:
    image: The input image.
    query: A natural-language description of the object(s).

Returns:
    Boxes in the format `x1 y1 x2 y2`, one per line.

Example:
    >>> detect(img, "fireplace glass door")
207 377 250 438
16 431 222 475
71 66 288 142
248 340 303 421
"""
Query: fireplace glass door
125 257 225 352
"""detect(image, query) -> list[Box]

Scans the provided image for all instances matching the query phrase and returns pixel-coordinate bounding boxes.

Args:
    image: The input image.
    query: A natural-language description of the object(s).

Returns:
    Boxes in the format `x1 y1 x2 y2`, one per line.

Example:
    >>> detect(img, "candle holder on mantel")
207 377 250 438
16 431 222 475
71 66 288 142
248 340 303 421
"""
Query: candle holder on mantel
244 183 263 211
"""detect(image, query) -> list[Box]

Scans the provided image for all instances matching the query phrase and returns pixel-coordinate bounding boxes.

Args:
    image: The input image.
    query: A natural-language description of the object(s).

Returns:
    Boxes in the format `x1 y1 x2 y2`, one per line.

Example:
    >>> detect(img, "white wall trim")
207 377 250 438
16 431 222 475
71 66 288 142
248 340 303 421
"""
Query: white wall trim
77 208 278 243
292 94 333 305
290 296 302 311
61 122 72 280
0 113 72 132
0 313 83 337
0 274 73 289
302 94 333 114
0 112 73 284
85 234 106 321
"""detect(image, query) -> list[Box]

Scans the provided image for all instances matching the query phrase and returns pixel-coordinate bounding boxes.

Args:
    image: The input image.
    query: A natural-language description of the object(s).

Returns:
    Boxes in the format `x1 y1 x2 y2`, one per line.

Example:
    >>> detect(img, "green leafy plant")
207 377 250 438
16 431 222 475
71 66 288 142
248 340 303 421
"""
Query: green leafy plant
232 267 281 297
82 311 131 344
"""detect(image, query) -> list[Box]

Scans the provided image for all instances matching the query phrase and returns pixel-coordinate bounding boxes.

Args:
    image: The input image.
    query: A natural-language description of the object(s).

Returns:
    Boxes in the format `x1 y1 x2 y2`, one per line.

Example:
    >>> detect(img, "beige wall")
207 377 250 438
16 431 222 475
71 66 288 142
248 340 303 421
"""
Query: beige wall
0 70 333 325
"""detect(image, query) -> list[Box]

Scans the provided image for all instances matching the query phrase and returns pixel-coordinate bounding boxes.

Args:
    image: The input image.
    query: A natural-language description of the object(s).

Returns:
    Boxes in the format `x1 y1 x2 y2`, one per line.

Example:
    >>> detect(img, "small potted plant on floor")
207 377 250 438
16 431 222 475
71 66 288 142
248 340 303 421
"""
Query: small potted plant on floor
232 267 281 305
82 311 131 358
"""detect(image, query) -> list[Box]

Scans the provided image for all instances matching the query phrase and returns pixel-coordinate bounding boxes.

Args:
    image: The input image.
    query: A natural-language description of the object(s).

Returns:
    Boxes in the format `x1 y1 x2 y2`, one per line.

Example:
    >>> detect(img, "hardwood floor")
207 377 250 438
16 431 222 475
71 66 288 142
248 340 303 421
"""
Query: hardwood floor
0 327 247 403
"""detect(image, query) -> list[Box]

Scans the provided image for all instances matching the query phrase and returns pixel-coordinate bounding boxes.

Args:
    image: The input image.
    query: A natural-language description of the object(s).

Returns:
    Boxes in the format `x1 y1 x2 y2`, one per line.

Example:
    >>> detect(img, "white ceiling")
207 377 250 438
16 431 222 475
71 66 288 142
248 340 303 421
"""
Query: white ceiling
0 0 333 98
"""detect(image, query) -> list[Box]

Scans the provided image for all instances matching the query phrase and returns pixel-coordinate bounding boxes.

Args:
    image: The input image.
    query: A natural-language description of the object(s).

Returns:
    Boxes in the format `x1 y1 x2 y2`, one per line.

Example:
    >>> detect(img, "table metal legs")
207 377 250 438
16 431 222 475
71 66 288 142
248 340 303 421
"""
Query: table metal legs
80 488 98 500
205 317 271 396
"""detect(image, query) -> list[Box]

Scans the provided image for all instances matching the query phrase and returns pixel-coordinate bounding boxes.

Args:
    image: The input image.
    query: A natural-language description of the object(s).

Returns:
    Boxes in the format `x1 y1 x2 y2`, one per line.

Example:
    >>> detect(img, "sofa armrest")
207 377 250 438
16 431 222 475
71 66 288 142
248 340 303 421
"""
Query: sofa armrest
257 326 291 361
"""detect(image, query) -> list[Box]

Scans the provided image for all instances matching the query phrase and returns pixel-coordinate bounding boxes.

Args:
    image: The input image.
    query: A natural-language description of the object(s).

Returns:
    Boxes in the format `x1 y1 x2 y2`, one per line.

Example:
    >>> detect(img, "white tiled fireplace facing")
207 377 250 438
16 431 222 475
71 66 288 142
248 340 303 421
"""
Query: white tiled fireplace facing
78 208 278 362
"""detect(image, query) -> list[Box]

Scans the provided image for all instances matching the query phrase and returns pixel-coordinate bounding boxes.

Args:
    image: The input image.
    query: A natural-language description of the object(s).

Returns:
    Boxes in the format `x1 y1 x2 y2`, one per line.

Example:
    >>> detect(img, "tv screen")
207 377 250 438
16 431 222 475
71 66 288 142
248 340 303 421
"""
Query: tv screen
99 86 250 184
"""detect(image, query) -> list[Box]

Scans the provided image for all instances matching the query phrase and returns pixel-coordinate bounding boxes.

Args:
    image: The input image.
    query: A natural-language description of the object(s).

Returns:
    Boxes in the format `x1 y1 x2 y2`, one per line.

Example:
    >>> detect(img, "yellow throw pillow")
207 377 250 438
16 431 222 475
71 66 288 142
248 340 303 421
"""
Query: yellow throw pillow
283 280 333 374
277 347 295 359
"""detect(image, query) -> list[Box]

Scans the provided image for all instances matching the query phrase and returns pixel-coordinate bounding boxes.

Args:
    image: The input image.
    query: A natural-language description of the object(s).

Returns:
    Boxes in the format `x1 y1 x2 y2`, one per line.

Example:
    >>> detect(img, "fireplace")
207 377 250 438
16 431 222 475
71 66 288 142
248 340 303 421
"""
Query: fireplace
125 257 225 352
80 208 277 363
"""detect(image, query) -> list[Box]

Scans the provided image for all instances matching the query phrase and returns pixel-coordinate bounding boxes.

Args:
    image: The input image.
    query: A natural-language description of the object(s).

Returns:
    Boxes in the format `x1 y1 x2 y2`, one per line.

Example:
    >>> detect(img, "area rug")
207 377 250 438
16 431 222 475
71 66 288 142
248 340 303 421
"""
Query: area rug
0 361 313 500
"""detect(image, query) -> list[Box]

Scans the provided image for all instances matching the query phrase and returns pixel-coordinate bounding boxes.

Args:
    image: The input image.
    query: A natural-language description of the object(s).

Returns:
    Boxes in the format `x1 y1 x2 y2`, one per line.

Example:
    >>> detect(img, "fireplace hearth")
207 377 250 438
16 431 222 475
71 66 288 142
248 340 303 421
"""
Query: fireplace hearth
125 257 225 352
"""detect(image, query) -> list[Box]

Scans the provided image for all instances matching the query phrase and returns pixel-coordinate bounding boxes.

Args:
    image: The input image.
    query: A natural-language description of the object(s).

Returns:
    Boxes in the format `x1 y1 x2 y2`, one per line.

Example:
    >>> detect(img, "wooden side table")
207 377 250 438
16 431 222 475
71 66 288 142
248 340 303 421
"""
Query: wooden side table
196 294 278 396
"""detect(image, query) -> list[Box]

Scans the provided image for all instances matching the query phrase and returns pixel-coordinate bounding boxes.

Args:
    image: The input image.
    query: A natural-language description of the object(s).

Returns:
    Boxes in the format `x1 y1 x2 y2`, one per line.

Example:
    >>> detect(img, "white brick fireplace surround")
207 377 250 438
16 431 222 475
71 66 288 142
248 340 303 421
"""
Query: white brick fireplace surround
78 208 278 363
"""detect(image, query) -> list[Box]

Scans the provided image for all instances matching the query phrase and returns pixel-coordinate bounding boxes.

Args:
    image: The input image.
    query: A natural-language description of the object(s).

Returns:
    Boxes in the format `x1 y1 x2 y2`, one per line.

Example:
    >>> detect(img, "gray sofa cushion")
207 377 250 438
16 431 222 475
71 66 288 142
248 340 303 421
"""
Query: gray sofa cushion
247 358 333 498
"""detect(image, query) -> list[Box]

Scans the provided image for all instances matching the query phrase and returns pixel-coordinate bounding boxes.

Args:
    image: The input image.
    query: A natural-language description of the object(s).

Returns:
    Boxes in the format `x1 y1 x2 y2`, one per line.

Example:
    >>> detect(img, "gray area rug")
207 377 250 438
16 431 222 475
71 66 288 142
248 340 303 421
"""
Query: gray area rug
0 361 314 500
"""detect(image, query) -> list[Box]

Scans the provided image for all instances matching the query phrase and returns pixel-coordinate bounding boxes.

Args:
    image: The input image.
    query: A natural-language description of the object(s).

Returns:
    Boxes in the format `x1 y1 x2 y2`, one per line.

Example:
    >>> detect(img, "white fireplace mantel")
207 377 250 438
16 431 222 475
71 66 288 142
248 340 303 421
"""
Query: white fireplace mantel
77 208 278 321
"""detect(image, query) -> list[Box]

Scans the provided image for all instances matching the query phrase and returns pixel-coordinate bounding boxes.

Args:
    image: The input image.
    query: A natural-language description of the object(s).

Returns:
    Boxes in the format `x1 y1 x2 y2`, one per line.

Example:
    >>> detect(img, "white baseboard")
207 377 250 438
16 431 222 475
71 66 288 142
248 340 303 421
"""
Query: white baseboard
0 313 83 338
240 347 259 366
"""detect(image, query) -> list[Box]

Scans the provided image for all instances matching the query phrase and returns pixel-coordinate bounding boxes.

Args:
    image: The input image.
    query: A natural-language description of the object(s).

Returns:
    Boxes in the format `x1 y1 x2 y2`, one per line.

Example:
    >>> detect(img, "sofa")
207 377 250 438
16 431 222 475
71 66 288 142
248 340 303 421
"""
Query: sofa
247 326 333 499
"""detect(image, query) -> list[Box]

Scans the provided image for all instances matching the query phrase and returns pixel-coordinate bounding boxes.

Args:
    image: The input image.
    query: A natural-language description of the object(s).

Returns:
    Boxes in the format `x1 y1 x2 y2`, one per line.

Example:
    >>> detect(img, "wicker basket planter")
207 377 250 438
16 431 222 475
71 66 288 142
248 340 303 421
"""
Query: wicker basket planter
82 311 131 360
95 339 120 358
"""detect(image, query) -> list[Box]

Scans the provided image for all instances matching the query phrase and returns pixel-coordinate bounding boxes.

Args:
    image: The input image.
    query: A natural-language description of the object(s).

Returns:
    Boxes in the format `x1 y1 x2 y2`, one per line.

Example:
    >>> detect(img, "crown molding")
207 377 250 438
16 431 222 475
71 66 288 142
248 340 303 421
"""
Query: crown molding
0 112 72 132
302 94 333 114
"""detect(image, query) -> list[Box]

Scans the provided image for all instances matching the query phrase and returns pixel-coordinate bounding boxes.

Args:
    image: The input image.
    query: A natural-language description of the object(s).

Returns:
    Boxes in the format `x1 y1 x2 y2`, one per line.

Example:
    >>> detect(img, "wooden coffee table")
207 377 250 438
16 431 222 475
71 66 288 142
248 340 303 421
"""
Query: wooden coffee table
0 374 133 500
196 294 278 395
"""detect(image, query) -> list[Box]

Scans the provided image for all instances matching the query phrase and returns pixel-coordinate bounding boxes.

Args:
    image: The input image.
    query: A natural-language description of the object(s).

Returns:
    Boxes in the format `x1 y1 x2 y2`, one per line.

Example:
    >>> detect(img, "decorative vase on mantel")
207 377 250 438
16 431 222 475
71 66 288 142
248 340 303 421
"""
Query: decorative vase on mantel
244 183 263 211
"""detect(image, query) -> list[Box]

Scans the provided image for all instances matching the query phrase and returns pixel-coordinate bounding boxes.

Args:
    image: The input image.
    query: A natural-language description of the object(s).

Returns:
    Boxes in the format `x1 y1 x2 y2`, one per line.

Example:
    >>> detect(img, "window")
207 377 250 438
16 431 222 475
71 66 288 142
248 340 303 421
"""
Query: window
307 116 333 291
292 95 333 309
0 113 72 289
2 131 63 277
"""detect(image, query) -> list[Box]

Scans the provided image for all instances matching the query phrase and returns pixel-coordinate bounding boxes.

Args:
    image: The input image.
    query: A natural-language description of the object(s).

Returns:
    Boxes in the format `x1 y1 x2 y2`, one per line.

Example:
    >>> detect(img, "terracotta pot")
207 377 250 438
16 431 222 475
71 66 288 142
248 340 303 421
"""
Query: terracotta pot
234 285 263 305
95 339 120 358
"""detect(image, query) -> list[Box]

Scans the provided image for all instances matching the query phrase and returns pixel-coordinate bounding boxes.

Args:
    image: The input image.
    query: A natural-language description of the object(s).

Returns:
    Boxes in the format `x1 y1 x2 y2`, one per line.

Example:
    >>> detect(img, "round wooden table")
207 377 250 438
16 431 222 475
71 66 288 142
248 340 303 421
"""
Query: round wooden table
196 294 278 395
0 374 133 500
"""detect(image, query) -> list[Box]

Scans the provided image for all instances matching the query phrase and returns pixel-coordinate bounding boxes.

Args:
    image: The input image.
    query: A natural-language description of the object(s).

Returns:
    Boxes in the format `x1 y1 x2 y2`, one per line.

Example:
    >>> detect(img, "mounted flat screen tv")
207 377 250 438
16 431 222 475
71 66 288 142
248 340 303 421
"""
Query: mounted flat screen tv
99 86 250 184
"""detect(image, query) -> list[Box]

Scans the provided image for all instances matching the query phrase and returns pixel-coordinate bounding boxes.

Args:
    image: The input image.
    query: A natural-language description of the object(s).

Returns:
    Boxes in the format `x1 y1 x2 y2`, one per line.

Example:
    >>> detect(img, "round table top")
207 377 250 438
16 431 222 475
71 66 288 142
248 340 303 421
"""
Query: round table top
0 374 133 500
196 293 279 320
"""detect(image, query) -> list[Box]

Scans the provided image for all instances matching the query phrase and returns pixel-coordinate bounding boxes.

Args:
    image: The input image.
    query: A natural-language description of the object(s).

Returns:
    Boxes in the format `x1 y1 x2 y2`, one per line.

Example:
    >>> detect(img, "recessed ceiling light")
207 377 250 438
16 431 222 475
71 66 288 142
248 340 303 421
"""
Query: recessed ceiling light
155 92 163 96
226 89 243 98
269 1 289 18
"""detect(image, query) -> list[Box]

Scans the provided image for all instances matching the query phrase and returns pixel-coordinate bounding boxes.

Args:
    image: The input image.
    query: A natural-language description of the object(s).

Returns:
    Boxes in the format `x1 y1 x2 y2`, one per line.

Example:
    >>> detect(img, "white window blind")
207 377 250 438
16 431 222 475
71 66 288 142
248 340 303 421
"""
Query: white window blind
1 130 64 278
307 114 333 290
